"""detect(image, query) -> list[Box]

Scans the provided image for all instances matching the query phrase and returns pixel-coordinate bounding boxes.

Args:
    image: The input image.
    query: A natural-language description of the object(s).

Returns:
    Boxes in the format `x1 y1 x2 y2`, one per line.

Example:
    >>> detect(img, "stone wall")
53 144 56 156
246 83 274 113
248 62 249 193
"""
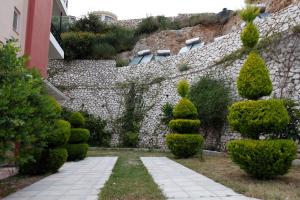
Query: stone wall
49 4 300 150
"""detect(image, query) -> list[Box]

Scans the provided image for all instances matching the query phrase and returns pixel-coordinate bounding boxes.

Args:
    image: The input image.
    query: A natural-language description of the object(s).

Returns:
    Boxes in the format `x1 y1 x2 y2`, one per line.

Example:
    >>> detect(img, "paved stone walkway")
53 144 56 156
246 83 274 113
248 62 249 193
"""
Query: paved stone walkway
141 157 259 200
4 157 118 200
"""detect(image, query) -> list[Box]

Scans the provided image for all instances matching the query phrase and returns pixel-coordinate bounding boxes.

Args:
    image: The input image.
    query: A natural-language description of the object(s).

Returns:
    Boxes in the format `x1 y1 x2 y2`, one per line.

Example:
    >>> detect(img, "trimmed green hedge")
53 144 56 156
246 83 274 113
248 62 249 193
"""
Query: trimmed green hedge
67 143 89 161
47 120 71 147
237 51 273 100
69 128 90 144
46 148 68 173
227 139 297 179
228 99 290 139
69 112 85 127
166 134 204 158
173 98 198 119
169 119 201 133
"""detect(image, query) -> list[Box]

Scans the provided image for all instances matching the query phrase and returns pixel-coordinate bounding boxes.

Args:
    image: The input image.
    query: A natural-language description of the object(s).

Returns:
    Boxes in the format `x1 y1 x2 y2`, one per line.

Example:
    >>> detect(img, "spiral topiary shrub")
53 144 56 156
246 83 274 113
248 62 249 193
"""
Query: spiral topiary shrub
67 143 89 161
167 80 203 158
47 120 71 147
69 112 85 127
227 140 297 179
228 99 289 139
69 128 90 143
166 134 204 158
67 112 90 161
237 52 272 100
226 5 292 180
241 22 259 49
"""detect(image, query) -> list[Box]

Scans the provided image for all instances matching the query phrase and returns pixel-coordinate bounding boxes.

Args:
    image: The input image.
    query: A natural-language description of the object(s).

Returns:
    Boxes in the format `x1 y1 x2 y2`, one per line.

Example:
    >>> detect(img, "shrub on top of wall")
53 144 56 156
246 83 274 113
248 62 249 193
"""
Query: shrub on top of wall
166 80 203 158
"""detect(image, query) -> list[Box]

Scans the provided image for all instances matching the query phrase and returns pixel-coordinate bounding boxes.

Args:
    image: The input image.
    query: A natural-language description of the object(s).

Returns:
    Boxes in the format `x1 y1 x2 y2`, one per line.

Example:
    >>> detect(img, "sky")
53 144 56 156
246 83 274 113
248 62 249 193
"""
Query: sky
68 0 245 20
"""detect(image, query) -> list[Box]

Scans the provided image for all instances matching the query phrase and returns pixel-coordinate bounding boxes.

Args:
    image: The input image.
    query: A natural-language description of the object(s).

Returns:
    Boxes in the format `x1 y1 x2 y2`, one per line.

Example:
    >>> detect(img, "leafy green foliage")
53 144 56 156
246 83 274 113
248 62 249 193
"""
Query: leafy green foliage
190 77 231 137
227 139 297 179
271 99 300 141
240 5 260 23
169 119 201 133
228 99 290 139
46 148 68 173
166 134 204 158
237 52 272 100
70 13 107 33
67 143 89 161
81 111 111 147
91 43 116 59
173 98 198 119
241 22 259 49
177 80 189 98
161 103 174 126
69 128 90 143
135 16 179 36
0 42 61 166
47 120 71 147
123 132 139 147
69 112 85 127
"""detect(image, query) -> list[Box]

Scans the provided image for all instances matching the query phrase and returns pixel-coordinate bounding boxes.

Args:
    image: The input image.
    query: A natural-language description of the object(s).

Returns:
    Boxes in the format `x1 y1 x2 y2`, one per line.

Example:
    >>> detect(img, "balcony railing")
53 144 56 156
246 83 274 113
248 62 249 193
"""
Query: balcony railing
51 21 62 45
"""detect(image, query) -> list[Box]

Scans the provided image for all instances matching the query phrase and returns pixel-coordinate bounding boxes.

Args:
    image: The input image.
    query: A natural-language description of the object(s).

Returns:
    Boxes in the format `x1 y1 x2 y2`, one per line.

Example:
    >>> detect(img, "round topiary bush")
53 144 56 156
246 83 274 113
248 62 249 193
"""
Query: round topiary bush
237 51 273 100
67 143 89 161
227 139 297 179
69 112 85 127
173 98 198 119
46 148 68 173
69 128 90 144
166 134 204 158
169 119 201 133
241 22 259 49
47 120 71 147
228 99 290 139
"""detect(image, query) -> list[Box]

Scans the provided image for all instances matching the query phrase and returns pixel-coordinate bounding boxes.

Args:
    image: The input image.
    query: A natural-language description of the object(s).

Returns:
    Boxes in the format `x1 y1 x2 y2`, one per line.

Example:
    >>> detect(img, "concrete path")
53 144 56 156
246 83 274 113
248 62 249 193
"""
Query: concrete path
4 157 118 200
141 157 259 200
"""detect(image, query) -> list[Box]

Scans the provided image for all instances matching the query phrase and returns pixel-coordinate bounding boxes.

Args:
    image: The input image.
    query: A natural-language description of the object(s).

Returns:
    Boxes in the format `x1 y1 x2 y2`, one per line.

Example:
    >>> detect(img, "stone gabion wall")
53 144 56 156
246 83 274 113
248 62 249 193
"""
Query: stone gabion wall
49 4 300 150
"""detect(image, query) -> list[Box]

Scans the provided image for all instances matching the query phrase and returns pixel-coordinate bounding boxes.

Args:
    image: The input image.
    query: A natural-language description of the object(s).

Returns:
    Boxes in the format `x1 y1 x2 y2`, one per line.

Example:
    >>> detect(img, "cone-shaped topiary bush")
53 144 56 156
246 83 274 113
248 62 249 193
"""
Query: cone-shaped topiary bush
67 112 90 161
166 80 203 158
237 51 272 100
227 5 296 179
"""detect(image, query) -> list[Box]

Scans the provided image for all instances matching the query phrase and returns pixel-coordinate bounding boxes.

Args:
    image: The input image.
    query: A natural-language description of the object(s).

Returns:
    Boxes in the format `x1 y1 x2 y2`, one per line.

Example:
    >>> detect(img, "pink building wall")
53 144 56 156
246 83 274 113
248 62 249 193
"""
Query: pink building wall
25 0 53 78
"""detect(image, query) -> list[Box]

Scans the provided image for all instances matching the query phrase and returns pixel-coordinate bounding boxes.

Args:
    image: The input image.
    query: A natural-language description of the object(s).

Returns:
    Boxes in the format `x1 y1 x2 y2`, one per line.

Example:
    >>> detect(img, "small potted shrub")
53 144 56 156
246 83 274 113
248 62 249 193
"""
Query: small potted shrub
166 80 203 158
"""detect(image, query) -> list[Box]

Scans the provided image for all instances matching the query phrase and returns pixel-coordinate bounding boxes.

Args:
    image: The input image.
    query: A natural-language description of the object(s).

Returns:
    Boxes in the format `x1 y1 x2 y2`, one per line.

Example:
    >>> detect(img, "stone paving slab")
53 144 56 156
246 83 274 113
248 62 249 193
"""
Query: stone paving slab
141 157 260 200
4 157 118 200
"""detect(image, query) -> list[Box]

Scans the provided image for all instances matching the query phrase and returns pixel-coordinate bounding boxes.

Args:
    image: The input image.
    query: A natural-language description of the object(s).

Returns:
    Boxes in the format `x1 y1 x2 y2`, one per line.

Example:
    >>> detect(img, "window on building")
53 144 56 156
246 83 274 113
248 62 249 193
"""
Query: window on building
105 16 114 22
13 8 20 33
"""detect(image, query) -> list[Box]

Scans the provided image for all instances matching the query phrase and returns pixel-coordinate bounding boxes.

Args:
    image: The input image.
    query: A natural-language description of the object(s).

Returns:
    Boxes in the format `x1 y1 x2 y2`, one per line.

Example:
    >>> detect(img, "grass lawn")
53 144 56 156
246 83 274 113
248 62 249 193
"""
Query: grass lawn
88 149 167 200
90 149 300 200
